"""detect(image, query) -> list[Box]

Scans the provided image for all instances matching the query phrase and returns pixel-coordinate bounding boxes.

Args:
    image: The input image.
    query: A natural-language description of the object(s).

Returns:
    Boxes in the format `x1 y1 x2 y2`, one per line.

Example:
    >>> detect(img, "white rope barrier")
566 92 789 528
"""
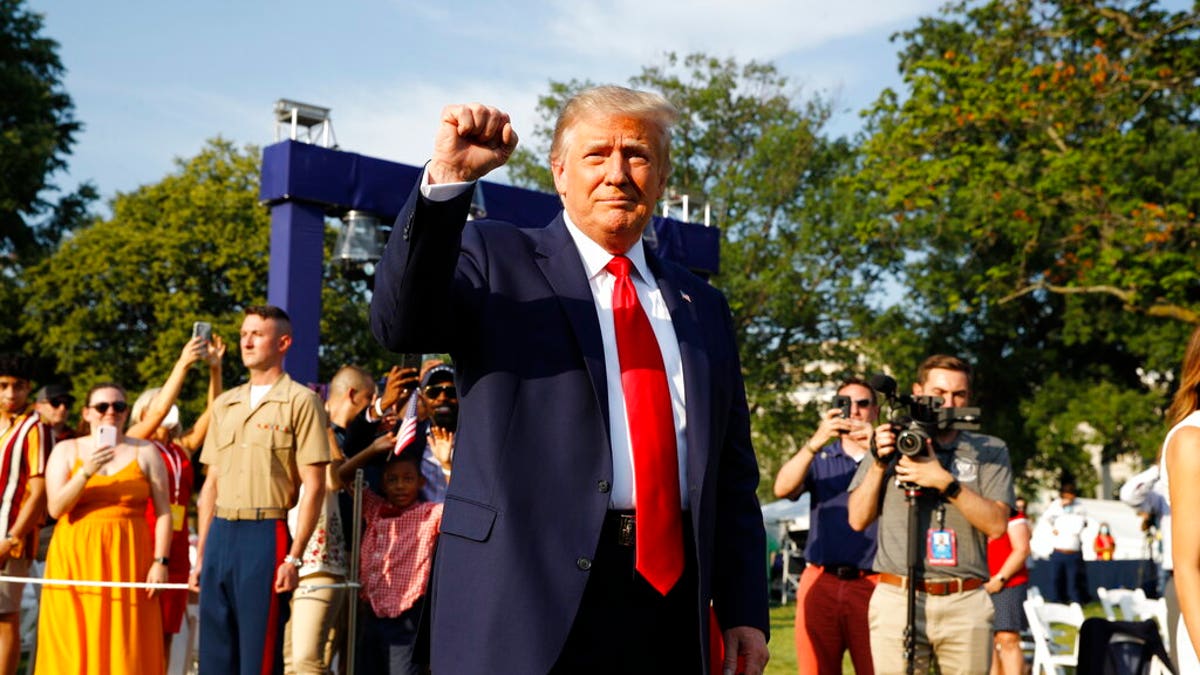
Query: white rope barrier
0 575 361 592
0 575 189 590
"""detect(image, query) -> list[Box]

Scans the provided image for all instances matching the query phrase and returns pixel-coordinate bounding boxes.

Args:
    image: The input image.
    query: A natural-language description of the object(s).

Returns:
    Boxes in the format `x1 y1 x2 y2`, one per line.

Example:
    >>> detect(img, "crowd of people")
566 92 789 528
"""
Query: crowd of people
772 326 1200 675
0 306 461 675
4 82 1200 675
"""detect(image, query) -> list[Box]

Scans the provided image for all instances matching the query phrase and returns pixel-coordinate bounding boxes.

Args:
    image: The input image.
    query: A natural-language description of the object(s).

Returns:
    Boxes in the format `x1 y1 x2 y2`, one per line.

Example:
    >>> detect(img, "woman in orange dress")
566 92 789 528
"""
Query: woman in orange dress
35 383 173 675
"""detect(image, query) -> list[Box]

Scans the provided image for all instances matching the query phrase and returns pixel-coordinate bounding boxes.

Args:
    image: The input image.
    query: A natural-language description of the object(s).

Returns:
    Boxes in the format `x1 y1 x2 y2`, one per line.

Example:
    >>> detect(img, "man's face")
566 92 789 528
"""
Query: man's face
35 397 71 426
351 385 376 418
422 379 458 429
0 377 30 415
240 314 290 371
1061 490 1076 506
551 113 668 254
837 383 879 424
914 368 970 408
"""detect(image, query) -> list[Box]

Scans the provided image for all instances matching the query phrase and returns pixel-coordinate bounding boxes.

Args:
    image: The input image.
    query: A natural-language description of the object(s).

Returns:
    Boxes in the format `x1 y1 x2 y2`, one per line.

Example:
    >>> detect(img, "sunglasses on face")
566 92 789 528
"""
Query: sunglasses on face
850 398 873 408
48 398 72 408
423 384 456 399
89 401 129 414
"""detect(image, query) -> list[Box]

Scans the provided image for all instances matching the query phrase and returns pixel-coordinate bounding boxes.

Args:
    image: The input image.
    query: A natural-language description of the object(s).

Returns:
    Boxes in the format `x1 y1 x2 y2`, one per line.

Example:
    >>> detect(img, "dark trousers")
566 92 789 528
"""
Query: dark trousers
198 518 291 675
550 512 703 675
358 597 425 675
1049 550 1090 604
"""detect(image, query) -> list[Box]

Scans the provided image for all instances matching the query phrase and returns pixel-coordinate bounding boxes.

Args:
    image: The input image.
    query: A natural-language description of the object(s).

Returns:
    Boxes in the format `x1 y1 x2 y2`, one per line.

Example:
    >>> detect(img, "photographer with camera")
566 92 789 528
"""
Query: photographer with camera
847 355 1013 675
773 378 879 675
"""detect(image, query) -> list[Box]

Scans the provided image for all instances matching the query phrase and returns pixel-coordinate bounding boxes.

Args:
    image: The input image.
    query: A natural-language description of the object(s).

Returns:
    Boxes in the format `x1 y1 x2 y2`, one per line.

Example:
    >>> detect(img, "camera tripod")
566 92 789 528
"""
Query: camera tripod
902 481 923 675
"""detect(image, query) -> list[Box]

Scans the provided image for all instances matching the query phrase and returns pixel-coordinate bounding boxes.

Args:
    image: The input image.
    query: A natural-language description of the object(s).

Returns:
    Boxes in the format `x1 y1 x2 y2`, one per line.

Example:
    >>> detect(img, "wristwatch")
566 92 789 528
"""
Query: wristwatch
154 557 169 566
283 554 302 568
943 479 963 499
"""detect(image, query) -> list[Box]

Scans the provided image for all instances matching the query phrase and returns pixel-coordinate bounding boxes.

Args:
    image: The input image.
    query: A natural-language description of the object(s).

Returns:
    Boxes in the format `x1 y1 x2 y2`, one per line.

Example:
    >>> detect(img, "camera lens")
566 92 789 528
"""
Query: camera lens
896 429 926 456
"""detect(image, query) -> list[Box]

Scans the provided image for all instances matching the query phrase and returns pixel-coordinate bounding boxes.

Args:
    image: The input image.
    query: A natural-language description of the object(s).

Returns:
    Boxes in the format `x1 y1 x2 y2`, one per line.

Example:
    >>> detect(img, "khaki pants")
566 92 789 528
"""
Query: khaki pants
284 572 346 675
868 580 994 675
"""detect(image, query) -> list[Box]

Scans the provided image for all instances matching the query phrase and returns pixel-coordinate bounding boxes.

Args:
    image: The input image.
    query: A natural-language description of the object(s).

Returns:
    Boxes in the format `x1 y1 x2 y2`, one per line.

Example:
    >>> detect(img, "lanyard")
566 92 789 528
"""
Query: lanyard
157 442 182 503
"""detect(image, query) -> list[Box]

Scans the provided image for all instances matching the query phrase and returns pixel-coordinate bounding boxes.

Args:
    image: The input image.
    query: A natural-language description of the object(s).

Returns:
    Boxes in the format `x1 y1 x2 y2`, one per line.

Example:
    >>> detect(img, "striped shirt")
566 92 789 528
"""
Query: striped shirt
0 406 50 557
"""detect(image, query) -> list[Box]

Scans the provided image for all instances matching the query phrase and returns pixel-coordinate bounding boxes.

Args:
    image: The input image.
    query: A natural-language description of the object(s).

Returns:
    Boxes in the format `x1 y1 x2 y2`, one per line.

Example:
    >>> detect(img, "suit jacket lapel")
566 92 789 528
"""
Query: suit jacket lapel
647 251 711 500
533 216 612 435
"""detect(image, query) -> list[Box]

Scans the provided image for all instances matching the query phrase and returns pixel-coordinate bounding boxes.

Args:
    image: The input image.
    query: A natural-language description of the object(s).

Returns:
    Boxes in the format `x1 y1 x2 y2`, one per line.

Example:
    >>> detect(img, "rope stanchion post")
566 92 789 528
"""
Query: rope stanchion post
346 468 364 675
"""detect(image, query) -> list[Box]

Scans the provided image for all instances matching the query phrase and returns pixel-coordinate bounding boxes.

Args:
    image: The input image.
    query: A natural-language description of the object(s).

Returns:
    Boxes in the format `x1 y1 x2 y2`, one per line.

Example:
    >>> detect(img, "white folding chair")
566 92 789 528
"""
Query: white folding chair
1097 586 1142 622
1024 599 1085 675
1131 595 1170 653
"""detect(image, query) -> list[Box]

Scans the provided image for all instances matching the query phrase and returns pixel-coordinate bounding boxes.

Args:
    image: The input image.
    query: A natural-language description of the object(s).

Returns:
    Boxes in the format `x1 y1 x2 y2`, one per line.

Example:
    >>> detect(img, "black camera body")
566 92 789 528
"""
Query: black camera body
890 395 981 456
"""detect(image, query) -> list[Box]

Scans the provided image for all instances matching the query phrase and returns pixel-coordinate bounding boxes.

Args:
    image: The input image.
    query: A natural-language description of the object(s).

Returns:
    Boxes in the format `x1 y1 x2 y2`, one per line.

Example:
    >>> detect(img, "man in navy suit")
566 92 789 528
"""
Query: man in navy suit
370 85 769 675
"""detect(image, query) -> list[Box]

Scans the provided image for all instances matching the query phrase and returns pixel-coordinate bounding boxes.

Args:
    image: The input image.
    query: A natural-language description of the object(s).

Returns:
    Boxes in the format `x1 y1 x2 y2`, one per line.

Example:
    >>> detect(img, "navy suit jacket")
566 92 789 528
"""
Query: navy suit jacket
370 184 768 674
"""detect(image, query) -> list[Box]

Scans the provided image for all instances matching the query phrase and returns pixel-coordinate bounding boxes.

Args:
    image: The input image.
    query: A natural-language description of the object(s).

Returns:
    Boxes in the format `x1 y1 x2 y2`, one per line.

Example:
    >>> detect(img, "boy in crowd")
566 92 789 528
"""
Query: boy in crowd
339 440 444 674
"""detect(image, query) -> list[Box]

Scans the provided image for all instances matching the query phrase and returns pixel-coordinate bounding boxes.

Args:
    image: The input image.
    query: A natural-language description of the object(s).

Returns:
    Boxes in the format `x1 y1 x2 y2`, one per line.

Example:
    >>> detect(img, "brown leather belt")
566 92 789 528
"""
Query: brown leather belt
216 506 287 521
878 572 983 596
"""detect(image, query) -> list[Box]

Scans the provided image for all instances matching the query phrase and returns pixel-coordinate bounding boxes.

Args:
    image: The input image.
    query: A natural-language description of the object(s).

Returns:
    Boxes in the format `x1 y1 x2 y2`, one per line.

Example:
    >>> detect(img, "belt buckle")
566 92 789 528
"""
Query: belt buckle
833 566 859 580
617 514 635 547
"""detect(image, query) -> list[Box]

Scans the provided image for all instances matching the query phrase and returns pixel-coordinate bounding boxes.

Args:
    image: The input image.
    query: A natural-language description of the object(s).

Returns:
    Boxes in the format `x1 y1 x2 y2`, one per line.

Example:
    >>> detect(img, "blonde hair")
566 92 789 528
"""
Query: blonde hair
1167 325 1200 426
549 85 678 175
129 387 180 439
130 387 159 425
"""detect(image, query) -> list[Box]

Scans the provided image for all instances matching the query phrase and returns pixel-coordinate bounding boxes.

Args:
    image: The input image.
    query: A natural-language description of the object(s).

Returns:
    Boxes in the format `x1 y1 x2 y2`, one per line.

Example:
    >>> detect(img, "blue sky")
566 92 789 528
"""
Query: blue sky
28 0 960 206
30 0 1189 210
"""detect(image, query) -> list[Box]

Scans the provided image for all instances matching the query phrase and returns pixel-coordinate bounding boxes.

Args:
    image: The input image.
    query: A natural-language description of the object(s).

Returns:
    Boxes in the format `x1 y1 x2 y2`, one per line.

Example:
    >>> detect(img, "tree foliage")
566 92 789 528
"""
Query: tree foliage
507 54 891 494
23 139 394 419
0 0 94 266
856 0 1200 489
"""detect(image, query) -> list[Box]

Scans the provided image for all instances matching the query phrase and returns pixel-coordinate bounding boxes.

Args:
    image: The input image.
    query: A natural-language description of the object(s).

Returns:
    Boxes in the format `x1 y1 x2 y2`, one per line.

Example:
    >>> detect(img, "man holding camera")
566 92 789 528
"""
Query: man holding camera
773 378 879 675
848 355 1012 674
772 379 878 672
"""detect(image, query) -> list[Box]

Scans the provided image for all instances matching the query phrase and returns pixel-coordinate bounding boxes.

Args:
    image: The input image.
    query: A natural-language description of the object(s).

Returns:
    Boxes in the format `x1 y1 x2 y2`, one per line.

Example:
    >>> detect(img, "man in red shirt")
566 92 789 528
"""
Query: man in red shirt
0 356 50 674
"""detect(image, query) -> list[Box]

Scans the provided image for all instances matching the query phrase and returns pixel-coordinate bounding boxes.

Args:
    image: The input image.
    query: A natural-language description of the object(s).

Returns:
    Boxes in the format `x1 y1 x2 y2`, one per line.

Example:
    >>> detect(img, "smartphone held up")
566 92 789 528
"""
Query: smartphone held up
192 321 213 344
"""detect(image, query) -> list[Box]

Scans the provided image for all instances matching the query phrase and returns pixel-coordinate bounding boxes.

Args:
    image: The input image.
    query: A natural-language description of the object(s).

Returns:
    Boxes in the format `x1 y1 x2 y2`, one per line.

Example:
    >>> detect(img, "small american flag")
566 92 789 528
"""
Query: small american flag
393 392 420 455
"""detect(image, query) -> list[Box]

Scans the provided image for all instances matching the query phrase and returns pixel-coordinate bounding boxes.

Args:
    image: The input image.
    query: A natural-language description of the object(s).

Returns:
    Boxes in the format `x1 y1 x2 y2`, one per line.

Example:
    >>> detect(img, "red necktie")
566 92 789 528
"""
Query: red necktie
606 255 683 595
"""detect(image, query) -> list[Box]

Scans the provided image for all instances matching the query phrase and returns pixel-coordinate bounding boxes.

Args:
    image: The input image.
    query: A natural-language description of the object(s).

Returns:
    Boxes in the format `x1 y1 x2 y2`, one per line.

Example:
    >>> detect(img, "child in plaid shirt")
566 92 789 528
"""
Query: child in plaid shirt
340 443 442 674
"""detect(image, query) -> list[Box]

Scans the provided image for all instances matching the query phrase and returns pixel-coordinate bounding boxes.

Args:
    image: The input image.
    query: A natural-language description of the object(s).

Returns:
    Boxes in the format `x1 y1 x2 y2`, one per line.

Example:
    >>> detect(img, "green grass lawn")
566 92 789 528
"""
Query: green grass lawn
764 598 1109 674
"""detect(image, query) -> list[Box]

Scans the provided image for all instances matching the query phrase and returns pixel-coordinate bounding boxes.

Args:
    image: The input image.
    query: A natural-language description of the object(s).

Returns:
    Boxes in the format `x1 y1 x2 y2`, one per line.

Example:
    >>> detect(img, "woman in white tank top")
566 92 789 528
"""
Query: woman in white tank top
1165 326 1200 672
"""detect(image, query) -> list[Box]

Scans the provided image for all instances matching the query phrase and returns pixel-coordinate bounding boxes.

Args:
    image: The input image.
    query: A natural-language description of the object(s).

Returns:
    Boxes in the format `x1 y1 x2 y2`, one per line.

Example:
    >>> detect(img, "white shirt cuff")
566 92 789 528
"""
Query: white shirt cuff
420 167 474 202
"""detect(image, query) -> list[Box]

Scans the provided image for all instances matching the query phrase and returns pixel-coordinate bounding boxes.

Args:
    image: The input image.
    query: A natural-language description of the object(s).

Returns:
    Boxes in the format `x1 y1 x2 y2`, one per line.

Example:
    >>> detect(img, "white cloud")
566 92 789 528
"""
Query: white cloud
545 0 945 64
327 77 550 173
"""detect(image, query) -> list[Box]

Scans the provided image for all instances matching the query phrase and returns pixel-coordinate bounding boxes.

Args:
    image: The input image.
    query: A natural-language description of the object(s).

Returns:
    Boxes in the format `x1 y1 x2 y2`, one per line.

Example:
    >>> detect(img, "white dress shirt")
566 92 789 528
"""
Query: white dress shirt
421 172 690 509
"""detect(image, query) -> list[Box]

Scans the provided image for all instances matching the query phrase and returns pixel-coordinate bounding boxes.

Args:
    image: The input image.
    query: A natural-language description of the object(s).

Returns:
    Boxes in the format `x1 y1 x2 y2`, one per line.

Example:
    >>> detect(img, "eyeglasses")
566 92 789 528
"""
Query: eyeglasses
423 385 457 399
48 398 73 408
89 401 129 414
850 398 873 408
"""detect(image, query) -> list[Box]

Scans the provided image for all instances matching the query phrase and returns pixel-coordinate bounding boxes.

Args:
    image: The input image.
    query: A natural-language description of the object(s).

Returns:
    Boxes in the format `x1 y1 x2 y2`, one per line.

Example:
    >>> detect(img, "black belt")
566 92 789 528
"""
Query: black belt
816 563 870 580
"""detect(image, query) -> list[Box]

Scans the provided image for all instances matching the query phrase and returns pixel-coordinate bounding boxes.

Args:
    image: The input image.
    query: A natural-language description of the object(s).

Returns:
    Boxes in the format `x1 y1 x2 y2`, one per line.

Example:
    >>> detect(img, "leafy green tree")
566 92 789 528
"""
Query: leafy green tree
23 139 394 419
856 0 1200 489
508 54 892 496
0 0 95 264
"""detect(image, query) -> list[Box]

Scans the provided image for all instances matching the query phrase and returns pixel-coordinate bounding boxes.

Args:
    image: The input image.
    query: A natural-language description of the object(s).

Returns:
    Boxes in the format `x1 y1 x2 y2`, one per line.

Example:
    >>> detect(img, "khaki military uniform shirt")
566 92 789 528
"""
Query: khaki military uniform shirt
200 374 330 511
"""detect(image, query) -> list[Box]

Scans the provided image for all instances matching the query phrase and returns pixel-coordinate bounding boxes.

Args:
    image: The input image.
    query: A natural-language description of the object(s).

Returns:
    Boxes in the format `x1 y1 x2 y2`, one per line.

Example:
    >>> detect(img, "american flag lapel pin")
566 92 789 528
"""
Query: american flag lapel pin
680 290 692 303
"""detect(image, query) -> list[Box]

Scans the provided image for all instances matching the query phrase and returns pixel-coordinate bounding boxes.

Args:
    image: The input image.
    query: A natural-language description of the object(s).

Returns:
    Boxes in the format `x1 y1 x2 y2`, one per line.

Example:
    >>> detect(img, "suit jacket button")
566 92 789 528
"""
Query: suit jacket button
597 480 610 493
576 557 592 571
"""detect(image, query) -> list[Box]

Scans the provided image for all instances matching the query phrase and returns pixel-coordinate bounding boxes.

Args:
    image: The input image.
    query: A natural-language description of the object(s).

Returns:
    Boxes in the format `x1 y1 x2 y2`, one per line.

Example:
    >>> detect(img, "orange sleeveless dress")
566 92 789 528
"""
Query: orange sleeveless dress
35 459 164 675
